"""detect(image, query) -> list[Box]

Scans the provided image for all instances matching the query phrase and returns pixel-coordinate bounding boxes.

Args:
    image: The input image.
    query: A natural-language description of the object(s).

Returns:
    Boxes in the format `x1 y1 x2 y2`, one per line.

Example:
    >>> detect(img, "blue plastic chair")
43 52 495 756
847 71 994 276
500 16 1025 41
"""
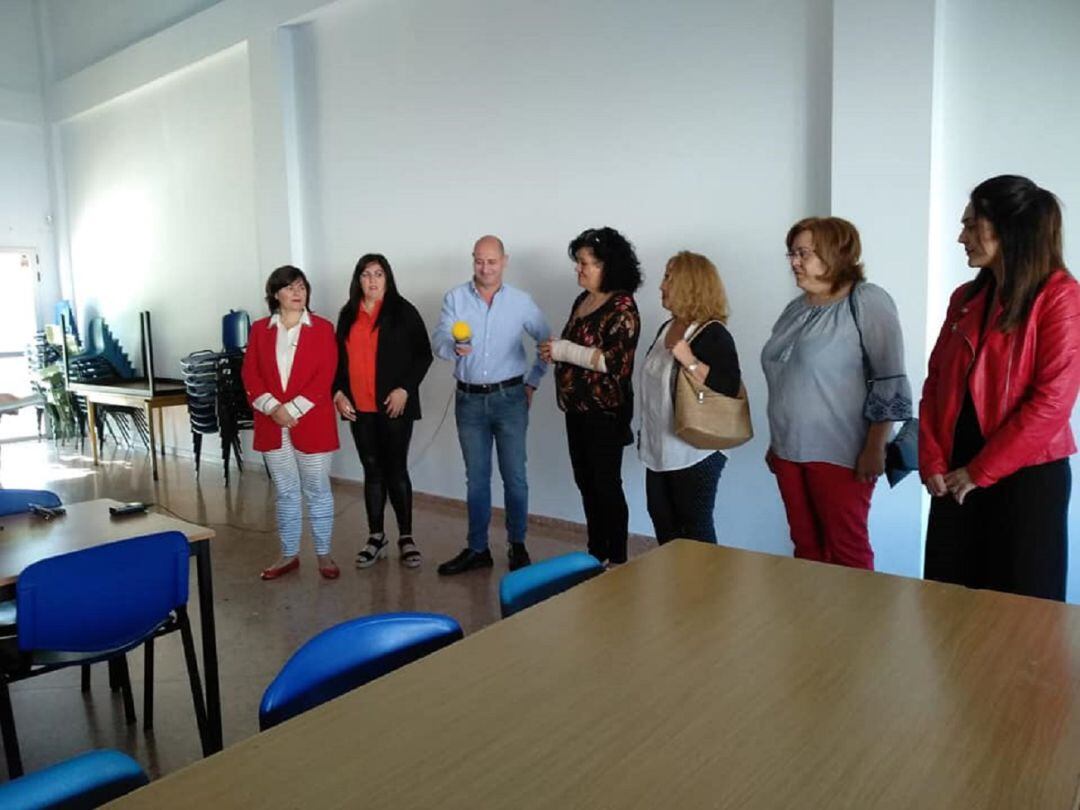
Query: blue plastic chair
0 749 147 808
0 532 208 778
0 490 61 518
259 612 464 730
499 551 604 618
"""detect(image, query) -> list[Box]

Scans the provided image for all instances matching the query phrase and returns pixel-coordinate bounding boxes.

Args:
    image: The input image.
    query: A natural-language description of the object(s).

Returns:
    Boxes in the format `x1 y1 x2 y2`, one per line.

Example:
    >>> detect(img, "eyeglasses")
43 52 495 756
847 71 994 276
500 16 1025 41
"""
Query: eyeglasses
360 270 385 281
785 248 816 261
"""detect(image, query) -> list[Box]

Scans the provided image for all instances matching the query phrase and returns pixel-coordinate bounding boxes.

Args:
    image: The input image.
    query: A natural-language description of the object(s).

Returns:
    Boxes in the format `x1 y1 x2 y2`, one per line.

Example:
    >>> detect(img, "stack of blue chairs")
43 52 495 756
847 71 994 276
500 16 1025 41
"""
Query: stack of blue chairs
67 318 136 383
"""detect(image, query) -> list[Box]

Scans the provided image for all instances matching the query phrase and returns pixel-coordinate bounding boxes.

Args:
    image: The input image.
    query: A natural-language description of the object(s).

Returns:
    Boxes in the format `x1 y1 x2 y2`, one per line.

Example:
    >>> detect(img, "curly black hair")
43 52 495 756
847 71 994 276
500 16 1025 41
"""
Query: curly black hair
567 227 643 293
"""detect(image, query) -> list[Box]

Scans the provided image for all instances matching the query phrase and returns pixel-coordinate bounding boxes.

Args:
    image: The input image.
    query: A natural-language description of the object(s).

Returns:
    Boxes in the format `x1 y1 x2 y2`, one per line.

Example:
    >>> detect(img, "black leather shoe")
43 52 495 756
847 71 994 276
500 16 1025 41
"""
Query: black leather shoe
437 548 494 576
508 542 531 571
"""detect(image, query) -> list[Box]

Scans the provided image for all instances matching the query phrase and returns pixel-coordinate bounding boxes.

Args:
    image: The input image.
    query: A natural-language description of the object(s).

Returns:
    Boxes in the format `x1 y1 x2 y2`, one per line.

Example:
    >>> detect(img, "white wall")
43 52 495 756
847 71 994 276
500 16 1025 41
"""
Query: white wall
0 0 57 329
37 0 224 81
831 0 936 576
59 44 262 381
30 0 1080 593
934 0 1080 599
296 0 832 552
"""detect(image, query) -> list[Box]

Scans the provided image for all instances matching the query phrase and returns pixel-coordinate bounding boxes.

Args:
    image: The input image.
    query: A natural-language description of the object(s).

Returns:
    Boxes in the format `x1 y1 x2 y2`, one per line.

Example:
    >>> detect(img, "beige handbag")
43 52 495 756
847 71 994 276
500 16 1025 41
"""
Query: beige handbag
673 322 753 450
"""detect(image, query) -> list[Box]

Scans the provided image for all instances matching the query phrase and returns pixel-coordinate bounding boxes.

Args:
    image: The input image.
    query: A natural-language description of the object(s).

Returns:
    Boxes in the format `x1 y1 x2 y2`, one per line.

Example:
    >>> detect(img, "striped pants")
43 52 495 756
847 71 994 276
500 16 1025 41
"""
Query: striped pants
263 430 334 557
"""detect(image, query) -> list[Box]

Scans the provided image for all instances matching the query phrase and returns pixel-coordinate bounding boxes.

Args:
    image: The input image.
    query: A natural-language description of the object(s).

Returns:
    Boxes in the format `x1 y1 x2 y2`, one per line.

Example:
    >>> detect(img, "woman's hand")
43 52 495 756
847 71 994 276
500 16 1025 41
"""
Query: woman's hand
538 339 553 364
270 404 298 428
384 388 408 418
333 391 356 421
854 443 886 483
924 473 948 497
944 467 977 504
671 339 695 367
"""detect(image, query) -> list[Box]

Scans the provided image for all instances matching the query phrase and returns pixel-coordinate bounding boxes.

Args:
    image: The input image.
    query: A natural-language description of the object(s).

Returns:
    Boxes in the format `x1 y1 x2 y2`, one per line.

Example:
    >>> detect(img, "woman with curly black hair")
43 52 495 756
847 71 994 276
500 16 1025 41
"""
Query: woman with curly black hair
540 227 642 566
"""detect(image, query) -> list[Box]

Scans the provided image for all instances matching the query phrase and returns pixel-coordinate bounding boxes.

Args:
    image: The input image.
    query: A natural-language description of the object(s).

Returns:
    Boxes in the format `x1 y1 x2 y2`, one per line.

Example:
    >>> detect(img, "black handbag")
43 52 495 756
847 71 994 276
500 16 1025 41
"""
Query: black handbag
848 285 918 487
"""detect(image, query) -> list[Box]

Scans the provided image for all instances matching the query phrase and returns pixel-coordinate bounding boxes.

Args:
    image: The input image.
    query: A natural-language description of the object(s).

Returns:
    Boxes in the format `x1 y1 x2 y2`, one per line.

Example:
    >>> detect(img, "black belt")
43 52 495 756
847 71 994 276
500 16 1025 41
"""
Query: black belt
457 376 524 394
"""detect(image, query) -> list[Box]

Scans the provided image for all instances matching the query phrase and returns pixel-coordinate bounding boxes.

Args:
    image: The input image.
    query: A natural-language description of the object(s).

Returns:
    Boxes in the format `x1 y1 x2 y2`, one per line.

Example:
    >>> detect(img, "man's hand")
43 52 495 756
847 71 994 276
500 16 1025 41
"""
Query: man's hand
525 384 535 408
454 344 472 357
270 404 298 428
333 391 356 421
944 467 977 504
538 339 552 364
384 388 408 418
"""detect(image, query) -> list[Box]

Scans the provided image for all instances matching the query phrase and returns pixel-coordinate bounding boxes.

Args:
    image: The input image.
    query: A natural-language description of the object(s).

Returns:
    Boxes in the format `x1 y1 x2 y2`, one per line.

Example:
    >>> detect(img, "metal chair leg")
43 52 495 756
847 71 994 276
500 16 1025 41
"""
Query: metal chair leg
116 655 137 726
0 680 23 779
177 607 209 753
193 432 203 479
143 638 154 731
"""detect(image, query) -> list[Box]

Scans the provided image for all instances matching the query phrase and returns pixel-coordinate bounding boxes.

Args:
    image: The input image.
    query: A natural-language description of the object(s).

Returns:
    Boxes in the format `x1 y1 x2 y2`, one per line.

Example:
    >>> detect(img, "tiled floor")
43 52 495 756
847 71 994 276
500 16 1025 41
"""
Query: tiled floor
0 436 651 780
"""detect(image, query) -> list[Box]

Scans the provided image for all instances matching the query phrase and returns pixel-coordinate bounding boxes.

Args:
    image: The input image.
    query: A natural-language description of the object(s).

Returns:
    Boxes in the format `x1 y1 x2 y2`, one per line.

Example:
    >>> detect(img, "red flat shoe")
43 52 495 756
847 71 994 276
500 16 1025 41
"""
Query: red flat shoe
261 558 300 580
319 561 340 580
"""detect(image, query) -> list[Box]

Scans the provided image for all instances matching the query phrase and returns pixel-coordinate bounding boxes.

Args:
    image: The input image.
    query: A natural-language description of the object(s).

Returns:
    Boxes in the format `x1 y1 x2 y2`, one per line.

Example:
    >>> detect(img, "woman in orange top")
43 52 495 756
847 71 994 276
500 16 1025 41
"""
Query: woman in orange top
333 254 433 569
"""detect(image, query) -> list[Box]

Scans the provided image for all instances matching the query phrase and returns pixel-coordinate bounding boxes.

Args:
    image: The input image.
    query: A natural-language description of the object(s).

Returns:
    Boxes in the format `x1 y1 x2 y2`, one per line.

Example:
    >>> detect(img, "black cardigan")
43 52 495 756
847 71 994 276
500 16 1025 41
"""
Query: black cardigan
649 319 741 398
334 296 433 421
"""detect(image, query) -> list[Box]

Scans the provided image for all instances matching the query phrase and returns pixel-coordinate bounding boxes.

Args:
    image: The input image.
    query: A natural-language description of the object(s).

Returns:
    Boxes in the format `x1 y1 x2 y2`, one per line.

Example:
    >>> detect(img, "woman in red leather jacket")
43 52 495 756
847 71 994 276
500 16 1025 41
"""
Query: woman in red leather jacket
920 175 1080 601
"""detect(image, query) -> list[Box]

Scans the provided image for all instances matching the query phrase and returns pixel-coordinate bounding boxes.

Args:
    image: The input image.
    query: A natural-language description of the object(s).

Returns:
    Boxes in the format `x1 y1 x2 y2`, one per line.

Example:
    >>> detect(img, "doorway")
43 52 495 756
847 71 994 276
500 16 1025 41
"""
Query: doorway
0 249 41 441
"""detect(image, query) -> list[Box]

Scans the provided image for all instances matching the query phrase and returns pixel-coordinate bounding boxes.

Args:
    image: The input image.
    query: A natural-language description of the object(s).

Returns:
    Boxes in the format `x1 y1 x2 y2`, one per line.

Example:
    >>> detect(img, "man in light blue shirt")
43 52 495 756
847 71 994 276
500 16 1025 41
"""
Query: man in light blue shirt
432 235 551 575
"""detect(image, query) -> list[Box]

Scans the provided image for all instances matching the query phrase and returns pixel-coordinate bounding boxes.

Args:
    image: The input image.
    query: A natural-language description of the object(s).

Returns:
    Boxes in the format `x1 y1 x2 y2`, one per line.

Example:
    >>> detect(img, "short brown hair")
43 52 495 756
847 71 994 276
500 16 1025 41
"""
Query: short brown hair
664 251 730 323
264 265 310 314
786 217 865 293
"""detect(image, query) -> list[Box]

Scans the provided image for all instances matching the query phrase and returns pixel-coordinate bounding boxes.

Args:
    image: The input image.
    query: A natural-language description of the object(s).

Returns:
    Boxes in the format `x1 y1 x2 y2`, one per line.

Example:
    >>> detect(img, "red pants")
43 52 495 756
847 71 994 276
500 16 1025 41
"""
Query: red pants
768 453 876 570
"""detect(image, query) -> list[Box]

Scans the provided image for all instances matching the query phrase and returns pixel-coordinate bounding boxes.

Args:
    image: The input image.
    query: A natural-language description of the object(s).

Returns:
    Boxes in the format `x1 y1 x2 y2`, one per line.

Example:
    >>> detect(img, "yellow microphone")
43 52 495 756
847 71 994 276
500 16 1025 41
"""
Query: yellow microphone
451 321 472 345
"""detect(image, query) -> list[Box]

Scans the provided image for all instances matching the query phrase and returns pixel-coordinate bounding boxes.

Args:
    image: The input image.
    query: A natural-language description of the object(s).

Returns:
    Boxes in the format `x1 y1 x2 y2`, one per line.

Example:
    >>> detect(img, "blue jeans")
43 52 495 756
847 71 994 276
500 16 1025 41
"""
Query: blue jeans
455 384 529 551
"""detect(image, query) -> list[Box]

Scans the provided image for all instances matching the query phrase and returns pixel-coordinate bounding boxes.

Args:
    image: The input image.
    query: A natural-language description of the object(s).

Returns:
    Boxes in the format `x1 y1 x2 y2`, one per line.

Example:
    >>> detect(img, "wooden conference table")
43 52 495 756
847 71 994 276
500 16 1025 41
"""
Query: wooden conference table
69 380 188 482
110 540 1080 809
0 499 223 755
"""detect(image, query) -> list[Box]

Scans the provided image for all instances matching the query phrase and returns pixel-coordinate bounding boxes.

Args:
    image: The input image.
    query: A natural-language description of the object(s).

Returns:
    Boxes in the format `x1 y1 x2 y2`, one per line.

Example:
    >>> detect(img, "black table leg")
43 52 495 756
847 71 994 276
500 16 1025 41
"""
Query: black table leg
193 541 222 754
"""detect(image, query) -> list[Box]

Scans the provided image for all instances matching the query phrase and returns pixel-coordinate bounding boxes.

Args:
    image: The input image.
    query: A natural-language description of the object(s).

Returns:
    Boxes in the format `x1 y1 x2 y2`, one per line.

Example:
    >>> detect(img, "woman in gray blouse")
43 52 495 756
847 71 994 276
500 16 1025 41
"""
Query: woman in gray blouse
761 217 911 570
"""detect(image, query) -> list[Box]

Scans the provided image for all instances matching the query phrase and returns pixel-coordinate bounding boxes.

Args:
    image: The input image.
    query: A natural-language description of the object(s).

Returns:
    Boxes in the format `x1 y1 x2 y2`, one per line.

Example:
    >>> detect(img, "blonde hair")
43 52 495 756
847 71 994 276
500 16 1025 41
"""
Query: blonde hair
664 251 730 323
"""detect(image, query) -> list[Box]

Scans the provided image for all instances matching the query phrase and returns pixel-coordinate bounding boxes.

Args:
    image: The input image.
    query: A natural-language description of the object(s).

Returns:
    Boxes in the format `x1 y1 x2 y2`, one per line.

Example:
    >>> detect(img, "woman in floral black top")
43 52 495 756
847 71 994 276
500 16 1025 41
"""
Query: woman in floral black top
540 227 642 566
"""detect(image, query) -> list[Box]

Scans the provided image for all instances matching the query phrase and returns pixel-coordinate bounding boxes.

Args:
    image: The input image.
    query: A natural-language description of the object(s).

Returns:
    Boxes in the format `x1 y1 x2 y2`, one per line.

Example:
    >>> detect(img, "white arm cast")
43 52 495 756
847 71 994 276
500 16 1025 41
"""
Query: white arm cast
549 339 607 372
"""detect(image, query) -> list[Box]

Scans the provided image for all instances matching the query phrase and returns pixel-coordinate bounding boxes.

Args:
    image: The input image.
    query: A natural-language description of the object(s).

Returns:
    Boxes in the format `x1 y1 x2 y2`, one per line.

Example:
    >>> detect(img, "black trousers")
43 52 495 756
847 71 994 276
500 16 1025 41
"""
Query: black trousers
349 412 414 536
645 451 726 545
925 458 1070 601
565 411 631 564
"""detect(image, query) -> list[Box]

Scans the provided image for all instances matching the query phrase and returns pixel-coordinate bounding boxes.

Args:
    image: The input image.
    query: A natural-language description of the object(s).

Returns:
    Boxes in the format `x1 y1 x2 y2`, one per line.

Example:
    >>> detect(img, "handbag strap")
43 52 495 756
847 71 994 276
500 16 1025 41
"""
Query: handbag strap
686 320 721 346
846 282 873 391
846 283 903 390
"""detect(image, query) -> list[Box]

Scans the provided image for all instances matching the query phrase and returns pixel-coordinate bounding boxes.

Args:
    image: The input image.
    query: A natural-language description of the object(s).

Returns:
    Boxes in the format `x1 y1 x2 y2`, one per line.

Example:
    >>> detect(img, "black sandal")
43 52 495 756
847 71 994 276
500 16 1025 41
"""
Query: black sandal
398 536 422 568
356 535 388 569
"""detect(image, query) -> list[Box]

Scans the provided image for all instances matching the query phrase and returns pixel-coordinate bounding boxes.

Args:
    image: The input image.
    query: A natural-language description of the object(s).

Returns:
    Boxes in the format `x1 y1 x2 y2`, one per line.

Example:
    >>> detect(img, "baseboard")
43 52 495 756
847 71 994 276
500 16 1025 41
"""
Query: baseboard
329 474 653 546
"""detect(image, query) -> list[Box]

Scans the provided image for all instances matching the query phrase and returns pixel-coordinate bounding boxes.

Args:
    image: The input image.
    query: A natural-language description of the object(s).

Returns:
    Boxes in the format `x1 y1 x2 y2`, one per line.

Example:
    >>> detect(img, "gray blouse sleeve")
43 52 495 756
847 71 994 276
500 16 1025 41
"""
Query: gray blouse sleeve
854 284 913 422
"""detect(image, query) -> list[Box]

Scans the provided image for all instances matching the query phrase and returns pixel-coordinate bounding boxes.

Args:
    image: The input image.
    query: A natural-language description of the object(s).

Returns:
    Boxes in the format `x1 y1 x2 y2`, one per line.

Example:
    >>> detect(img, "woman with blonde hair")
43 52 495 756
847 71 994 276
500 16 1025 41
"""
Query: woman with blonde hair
638 251 742 545
762 217 911 570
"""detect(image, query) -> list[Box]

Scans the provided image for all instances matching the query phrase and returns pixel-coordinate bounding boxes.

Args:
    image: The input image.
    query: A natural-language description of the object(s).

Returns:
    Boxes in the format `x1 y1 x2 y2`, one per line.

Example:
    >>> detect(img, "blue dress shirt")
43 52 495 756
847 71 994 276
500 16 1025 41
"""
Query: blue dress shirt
432 280 551 388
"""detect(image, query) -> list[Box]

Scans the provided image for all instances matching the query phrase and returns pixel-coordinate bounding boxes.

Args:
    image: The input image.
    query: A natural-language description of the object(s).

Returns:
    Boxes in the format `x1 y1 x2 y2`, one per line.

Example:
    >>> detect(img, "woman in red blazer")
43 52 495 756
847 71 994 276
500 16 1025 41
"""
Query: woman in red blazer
920 175 1080 600
242 265 341 581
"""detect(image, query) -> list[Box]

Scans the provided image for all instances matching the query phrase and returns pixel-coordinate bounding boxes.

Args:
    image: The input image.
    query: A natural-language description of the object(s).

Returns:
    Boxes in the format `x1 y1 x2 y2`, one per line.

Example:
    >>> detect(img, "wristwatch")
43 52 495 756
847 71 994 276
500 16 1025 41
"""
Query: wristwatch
686 361 699 373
